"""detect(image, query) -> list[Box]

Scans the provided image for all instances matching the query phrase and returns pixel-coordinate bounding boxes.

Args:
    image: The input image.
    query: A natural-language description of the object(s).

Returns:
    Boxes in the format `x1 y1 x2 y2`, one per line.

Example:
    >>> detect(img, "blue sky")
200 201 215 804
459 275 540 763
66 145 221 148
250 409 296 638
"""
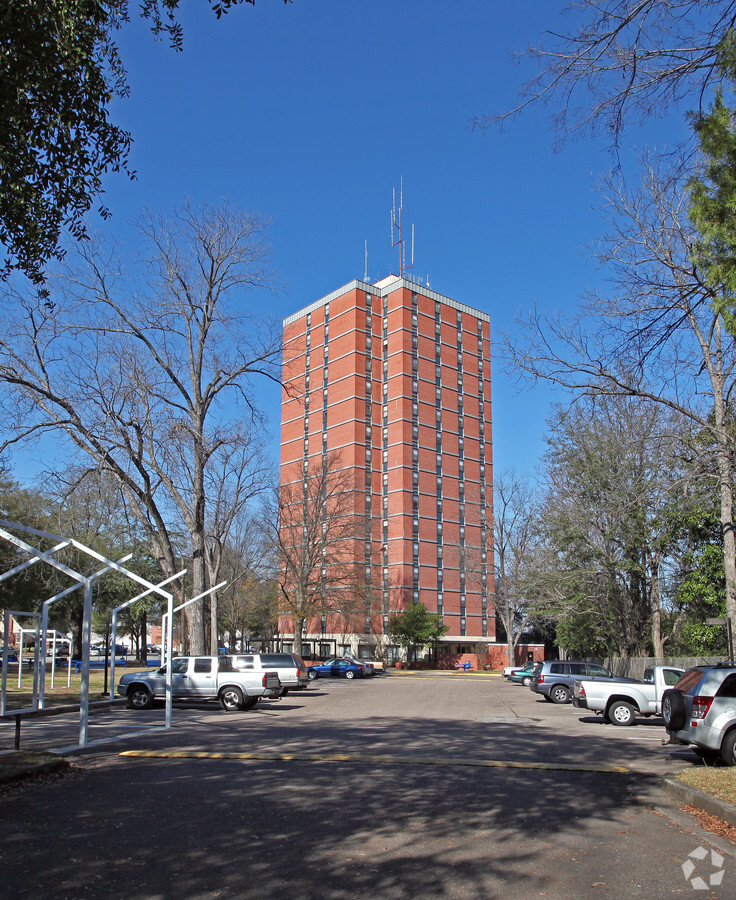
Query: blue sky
16 1 693 482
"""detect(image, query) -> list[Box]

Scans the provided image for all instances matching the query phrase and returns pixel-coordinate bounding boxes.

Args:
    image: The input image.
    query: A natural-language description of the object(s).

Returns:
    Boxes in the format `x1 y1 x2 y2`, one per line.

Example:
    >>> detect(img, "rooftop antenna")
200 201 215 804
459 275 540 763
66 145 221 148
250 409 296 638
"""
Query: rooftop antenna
364 240 369 282
391 177 414 278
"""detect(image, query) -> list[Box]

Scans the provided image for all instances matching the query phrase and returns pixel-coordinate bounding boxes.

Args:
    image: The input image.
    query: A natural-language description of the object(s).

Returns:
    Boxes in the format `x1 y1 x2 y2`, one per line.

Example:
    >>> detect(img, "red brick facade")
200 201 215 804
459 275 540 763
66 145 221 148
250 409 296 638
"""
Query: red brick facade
280 276 494 658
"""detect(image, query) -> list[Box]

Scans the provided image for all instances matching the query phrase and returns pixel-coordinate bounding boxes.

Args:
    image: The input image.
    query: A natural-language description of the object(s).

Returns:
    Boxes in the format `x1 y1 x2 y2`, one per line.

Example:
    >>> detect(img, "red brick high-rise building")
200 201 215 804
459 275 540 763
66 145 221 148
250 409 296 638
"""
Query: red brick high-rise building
280 275 494 664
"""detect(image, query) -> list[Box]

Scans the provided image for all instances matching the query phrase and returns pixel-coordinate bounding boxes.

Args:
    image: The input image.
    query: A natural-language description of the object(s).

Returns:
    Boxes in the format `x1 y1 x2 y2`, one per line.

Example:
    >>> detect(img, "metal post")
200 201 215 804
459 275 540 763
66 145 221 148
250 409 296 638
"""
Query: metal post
165 597 173 729
110 570 184 701
78 580 93 746
104 609 111 697
729 618 734 665
162 583 225 729
2 611 9 716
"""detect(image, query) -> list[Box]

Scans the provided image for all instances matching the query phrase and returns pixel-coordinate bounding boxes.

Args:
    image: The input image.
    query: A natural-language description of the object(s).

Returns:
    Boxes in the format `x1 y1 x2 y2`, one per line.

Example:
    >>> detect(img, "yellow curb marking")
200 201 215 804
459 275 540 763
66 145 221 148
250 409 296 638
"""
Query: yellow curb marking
119 749 629 774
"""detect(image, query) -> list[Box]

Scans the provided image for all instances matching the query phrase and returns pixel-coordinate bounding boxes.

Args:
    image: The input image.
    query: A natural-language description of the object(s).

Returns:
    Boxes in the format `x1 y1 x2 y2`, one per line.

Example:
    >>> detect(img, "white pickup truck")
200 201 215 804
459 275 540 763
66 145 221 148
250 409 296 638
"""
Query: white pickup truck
572 665 684 726
117 655 282 711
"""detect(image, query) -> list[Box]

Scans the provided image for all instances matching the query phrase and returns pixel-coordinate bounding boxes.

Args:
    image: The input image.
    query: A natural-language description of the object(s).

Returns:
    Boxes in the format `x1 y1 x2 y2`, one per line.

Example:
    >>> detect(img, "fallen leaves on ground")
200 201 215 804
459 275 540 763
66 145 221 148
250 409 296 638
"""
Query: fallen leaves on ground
682 804 736 843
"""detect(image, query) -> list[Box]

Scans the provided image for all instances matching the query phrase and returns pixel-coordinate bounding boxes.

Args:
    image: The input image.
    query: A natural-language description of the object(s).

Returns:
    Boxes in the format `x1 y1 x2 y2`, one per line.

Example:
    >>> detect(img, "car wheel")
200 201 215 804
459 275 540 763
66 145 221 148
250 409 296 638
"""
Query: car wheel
282 688 290 696
219 686 244 711
127 685 153 710
345 670 355 679
608 700 636 726
721 730 736 766
307 669 318 680
522 676 532 687
550 685 571 704
242 697 258 710
543 694 554 703
662 689 686 731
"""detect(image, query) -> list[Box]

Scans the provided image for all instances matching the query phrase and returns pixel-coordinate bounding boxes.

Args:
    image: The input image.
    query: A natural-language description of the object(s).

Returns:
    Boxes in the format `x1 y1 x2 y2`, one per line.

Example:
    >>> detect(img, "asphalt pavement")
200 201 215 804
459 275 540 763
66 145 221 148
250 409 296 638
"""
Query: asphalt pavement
2 672 736 899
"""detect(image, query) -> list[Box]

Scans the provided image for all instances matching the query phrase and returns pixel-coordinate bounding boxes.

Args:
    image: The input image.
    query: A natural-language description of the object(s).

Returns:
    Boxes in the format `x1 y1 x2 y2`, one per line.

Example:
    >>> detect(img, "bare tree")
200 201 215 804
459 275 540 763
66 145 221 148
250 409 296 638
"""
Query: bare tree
502 152 736 641
479 0 736 145
266 452 367 657
493 471 540 666
216 512 278 650
0 200 281 654
203 440 274 654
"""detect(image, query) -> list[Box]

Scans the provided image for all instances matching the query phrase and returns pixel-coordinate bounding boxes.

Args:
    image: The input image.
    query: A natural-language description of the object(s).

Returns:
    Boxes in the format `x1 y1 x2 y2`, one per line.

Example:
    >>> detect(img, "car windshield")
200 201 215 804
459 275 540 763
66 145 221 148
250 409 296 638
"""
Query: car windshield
675 668 708 694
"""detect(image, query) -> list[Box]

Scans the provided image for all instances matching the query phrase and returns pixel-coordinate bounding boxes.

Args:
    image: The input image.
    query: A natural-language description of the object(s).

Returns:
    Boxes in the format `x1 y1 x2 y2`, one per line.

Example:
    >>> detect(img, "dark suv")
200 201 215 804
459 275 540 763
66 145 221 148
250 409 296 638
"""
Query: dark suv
530 660 617 704
663 665 736 764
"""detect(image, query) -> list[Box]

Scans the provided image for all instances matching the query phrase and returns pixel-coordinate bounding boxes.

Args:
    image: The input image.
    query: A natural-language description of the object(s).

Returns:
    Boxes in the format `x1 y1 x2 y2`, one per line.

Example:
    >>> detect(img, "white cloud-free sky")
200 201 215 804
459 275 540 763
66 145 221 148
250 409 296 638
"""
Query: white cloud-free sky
12 0 694 482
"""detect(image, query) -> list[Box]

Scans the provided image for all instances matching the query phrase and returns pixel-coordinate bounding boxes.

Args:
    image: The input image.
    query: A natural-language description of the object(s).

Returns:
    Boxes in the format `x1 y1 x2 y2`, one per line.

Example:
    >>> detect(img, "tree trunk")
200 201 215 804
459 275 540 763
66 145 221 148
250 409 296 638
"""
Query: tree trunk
717 440 736 640
189 538 207 655
649 551 665 658
140 610 148 665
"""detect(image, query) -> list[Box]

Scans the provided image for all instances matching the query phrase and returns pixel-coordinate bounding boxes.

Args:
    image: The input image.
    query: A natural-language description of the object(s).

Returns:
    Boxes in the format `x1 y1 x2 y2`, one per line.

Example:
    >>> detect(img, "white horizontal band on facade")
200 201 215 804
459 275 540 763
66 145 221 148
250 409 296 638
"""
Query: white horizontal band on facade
283 278 491 327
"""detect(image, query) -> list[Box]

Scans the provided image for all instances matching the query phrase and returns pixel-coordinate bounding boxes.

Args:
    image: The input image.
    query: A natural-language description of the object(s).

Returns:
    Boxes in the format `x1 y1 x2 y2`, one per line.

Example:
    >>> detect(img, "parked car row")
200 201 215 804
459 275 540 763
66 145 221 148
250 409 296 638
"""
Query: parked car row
510 656 736 767
115 650 386 712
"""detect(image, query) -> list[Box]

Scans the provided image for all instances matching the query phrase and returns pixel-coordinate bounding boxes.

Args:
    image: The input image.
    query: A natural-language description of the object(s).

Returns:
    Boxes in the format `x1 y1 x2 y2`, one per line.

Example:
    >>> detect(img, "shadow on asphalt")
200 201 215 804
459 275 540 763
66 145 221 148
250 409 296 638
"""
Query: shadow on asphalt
1 729 663 900
573 713 666 728
0 680 715 900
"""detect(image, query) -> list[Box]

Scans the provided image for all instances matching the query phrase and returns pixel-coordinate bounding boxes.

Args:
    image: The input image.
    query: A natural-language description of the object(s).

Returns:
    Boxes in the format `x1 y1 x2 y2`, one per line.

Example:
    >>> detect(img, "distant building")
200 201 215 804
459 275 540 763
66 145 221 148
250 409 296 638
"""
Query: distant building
280 276 495 664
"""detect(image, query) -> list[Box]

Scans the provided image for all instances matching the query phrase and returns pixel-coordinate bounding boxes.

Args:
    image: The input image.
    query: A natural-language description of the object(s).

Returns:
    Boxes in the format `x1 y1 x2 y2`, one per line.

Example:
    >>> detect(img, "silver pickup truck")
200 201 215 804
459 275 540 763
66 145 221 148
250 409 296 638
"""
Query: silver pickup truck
118 655 282 711
572 665 684 726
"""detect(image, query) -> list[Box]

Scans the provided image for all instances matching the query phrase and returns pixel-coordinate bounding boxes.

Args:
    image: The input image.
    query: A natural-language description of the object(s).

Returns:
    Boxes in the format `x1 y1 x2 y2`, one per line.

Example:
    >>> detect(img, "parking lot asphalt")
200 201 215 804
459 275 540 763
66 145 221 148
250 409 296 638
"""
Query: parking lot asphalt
2 672 736 898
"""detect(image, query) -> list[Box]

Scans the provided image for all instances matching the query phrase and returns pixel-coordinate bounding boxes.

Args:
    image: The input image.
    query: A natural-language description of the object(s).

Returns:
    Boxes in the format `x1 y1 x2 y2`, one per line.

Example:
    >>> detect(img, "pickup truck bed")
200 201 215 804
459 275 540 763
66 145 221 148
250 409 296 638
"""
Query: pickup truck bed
573 665 684 725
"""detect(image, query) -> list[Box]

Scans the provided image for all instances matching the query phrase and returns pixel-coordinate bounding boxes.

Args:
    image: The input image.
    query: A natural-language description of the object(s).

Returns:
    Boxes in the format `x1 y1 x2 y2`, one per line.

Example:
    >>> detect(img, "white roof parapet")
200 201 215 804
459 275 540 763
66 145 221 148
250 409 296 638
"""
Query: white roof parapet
283 277 490 327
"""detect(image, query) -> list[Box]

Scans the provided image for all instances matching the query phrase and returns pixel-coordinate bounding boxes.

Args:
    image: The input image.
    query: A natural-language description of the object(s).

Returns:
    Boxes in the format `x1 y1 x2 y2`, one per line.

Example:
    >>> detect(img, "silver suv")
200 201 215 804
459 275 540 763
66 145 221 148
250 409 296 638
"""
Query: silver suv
233 652 308 695
663 665 736 764
530 660 617 704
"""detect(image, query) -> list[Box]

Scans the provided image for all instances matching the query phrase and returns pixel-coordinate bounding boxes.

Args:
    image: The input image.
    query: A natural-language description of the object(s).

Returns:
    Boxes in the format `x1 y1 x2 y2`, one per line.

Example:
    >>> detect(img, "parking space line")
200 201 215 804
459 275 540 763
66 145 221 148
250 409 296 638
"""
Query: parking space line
119 749 630 773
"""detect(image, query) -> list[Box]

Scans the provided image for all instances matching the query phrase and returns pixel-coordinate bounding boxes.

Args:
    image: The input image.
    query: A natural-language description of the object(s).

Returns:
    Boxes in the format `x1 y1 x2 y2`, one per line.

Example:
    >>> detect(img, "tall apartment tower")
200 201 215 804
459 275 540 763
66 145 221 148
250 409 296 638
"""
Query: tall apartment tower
280 276 494 662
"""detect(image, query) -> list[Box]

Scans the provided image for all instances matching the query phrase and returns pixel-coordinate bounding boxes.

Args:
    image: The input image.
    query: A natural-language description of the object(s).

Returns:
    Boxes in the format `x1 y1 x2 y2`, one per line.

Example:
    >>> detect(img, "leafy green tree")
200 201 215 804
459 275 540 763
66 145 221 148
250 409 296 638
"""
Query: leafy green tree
665 492 728 655
387 602 448 666
1 0 290 287
536 395 697 658
0 465 57 619
688 31 736 325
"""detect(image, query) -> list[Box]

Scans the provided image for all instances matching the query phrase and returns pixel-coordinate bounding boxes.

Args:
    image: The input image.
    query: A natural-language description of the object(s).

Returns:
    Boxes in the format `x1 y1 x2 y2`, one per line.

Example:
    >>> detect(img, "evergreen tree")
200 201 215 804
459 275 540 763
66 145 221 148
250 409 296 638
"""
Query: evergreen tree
387 602 448 666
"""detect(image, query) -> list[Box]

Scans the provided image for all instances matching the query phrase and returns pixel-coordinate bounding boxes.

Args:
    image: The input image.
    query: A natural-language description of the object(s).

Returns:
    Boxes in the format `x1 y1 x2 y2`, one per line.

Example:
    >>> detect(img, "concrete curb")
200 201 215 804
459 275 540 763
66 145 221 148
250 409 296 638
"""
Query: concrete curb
661 775 736 826
0 750 67 784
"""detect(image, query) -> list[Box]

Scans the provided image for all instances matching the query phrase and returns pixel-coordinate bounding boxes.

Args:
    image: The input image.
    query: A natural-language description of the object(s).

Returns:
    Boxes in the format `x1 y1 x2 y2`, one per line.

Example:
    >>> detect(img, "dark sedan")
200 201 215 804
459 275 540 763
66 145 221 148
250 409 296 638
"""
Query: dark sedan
307 659 365 680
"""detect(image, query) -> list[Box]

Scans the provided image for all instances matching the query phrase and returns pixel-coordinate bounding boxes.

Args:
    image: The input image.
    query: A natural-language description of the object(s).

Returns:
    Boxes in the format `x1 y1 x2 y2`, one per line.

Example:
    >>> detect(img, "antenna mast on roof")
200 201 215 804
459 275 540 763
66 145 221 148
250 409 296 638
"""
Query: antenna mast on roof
391 177 414 278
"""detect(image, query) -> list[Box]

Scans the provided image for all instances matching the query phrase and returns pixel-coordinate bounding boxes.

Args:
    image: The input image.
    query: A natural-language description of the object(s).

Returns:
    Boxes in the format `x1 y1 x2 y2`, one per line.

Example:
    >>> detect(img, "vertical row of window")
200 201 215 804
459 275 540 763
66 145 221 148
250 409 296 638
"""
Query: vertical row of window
381 294 389 628
434 301 444 619
411 294 420 604
322 309 329 447
320 308 330 592
364 295 374 635
457 311 466 636
303 314 312 480
477 322 488 637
